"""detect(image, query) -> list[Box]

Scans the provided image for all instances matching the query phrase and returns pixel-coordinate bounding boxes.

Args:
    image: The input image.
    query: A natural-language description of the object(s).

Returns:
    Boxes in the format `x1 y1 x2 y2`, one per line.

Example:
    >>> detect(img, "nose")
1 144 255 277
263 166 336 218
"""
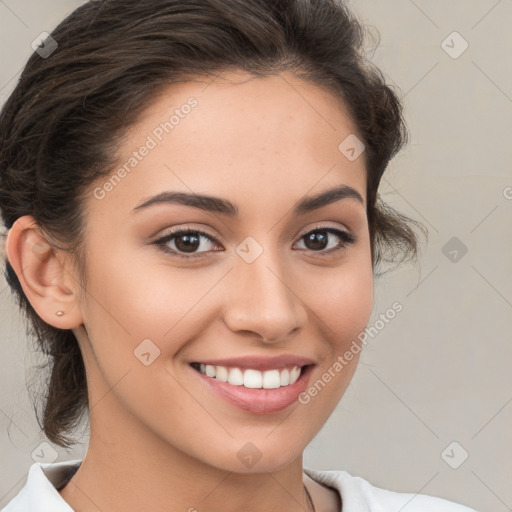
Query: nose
223 248 307 344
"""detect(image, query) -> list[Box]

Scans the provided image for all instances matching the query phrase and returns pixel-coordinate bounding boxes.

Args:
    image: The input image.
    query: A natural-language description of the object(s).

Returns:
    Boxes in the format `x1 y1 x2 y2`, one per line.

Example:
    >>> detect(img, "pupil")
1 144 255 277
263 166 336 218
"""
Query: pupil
176 233 199 253
306 232 327 251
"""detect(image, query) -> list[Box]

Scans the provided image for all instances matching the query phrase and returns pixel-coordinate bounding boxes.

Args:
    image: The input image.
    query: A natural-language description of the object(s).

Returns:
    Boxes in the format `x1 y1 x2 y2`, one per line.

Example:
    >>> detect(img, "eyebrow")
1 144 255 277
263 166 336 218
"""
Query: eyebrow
131 184 365 217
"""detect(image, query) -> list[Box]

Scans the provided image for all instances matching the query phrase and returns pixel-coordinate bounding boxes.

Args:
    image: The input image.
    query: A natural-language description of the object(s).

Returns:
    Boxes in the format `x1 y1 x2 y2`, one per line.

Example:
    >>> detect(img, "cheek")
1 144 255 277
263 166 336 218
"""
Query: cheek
334 240 374 335
78 252 211 426
83 243 214 341
301 255 374 348
331 267 373 346
296 261 372 424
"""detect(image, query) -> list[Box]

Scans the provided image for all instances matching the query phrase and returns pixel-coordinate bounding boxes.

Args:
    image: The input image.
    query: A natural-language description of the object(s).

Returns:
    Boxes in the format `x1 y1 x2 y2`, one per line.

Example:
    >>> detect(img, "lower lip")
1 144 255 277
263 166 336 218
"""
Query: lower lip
191 365 314 414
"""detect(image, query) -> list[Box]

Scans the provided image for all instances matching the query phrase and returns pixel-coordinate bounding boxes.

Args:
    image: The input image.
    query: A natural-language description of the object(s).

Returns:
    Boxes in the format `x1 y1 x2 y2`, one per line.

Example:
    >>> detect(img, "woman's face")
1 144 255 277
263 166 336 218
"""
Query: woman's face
73 70 373 472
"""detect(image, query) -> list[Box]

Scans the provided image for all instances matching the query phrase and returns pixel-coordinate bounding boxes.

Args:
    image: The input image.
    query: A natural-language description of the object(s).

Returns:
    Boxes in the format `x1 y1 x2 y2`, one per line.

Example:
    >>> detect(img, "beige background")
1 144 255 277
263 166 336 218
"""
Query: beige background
1 1 511 511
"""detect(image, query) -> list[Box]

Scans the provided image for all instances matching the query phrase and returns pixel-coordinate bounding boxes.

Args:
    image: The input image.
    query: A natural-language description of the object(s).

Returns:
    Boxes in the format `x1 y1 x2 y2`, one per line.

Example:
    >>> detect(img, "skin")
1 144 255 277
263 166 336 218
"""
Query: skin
6 70 373 512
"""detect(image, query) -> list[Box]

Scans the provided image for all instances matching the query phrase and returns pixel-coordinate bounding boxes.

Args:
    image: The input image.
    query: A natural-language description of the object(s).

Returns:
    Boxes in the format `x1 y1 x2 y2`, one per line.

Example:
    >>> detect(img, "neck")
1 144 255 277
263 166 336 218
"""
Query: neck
59 410 313 512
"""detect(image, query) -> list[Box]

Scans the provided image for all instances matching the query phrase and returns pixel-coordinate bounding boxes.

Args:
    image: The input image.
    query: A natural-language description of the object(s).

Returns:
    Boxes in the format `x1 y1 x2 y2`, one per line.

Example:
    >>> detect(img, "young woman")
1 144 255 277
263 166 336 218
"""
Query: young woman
0 0 478 511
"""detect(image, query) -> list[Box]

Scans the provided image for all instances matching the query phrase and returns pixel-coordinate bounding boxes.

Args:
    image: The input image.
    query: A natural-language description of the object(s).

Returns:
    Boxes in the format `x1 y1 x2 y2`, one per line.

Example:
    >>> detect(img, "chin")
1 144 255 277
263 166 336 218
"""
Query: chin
207 436 306 474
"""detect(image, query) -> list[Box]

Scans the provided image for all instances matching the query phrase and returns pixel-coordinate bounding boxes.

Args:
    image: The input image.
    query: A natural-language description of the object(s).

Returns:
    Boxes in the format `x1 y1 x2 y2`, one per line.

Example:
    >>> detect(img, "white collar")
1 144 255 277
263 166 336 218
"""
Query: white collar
2 461 357 512
2 459 476 512
2 460 81 512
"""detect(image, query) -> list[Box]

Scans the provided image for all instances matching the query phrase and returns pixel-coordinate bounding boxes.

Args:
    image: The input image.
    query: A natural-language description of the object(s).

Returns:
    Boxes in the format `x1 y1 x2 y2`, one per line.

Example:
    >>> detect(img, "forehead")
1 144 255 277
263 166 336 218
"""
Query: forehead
87 70 367 220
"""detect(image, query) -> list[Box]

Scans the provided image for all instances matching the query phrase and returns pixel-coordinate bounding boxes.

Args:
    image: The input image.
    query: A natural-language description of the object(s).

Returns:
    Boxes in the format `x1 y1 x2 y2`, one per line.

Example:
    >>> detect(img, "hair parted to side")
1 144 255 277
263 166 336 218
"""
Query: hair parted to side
0 0 427 448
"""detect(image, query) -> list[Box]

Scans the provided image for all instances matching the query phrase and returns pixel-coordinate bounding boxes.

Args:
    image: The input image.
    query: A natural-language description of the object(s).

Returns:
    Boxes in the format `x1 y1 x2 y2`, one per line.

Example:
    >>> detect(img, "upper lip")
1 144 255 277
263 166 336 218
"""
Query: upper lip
190 354 315 371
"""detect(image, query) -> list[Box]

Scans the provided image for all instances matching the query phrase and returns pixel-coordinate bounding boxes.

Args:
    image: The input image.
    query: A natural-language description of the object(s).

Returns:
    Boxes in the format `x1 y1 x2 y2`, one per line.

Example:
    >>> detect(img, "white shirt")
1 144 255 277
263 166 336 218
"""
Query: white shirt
1 459 479 511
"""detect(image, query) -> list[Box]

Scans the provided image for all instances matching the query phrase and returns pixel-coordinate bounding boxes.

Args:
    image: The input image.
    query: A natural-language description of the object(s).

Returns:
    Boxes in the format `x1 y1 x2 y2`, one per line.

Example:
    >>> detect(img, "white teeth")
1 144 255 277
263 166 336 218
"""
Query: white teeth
289 366 301 384
244 369 263 388
216 365 229 382
263 369 281 389
195 364 304 389
227 367 244 386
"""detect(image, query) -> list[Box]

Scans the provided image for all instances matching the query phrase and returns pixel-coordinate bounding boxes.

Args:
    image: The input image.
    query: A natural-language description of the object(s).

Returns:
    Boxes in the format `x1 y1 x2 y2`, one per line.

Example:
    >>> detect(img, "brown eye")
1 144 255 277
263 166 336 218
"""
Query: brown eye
153 229 221 259
295 227 356 254
153 226 356 260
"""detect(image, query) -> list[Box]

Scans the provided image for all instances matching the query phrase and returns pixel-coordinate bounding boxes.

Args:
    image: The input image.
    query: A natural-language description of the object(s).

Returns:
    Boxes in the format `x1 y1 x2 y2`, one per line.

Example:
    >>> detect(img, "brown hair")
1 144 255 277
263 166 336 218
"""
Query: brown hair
0 0 426 448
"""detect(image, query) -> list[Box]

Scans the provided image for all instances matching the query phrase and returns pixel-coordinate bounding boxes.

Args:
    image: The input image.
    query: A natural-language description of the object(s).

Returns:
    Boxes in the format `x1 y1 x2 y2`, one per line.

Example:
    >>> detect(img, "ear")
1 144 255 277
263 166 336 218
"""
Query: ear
5 215 84 329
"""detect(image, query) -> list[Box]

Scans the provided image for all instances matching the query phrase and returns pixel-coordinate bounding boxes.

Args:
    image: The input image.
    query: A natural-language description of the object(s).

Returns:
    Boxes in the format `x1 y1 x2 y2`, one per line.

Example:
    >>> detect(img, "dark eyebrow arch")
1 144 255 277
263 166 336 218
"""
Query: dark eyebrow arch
131 184 365 216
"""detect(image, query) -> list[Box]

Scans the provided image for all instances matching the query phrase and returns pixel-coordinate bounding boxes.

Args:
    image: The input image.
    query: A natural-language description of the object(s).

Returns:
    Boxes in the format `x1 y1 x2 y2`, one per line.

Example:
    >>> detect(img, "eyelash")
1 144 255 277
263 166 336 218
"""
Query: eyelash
152 226 356 260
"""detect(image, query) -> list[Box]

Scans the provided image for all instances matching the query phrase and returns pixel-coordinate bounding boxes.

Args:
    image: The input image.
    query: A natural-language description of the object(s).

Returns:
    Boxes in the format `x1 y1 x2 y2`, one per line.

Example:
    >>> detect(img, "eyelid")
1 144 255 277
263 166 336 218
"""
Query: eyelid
152 224 218 244
296 222 352 239
294 224 357 254
153 223 356 259
152 227 222 259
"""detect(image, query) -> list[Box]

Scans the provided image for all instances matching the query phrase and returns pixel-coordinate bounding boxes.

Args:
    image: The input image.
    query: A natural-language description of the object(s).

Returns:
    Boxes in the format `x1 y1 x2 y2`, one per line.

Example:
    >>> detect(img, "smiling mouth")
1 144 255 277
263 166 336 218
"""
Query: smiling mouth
190 362 310 390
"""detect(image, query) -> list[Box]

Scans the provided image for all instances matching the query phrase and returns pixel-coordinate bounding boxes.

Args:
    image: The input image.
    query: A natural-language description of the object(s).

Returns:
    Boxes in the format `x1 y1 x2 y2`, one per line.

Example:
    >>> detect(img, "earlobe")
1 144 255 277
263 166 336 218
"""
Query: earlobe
5 215 84 329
